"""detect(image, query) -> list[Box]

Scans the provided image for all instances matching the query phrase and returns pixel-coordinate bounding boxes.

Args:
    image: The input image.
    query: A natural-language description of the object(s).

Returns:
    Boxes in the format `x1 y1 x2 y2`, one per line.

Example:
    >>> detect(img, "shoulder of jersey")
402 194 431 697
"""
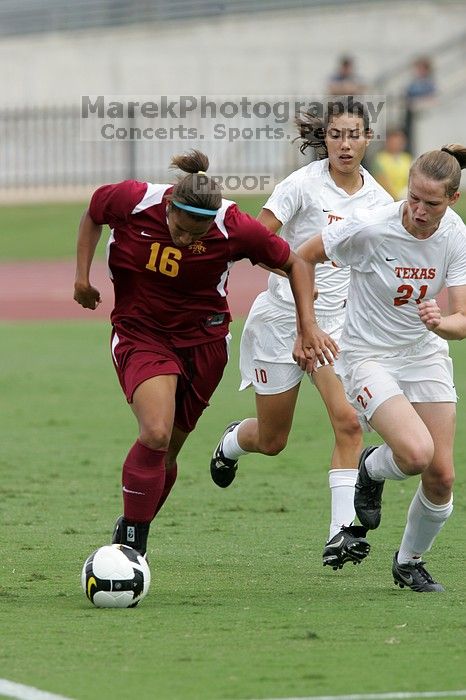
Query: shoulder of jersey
303 158 328 179
131 182 172 213
361 167 394 203
444 206 466 234
280 159 327 185
351 201 400 226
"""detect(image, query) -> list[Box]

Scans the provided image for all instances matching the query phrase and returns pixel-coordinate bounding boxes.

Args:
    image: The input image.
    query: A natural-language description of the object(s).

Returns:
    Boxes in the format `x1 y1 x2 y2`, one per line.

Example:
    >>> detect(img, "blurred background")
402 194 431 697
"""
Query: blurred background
0 0 465 201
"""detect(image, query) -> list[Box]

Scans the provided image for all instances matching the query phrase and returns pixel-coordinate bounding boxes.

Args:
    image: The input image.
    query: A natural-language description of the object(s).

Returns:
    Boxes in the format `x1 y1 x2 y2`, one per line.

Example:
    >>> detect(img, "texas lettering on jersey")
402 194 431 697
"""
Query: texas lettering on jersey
394 266 436 280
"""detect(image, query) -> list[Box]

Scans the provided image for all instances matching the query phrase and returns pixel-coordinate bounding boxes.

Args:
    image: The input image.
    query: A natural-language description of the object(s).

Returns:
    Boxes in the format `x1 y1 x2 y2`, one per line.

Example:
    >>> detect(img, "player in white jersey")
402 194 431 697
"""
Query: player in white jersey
210 99 392 569
298 144 466 591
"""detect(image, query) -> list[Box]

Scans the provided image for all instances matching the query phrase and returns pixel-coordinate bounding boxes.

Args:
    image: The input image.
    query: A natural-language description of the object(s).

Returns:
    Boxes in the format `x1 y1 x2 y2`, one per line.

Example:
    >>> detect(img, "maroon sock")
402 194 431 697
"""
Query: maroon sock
152 462 178 518
122 440 166 522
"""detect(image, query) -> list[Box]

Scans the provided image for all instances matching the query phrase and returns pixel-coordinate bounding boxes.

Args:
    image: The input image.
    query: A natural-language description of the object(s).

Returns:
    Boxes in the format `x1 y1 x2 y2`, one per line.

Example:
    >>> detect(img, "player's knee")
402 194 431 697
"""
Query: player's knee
259 434 288 456
428 472 455 500
403 442 434 475
333 410 362 446
139 426 171 451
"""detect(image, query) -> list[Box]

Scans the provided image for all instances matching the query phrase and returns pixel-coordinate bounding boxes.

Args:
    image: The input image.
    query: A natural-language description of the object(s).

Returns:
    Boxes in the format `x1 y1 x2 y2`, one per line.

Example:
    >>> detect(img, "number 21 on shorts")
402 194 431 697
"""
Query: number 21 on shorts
356 385 373 409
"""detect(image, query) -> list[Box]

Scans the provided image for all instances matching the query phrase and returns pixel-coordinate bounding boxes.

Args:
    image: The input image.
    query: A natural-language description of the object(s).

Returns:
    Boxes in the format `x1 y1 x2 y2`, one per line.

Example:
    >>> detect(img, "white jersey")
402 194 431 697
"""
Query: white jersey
264 159 393 314
322 201 466 356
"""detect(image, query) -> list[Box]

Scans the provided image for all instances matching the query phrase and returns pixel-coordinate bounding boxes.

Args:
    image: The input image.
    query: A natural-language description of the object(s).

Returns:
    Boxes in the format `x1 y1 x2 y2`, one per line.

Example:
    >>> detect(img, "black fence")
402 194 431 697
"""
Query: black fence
0 103 302 190
0 0 388 37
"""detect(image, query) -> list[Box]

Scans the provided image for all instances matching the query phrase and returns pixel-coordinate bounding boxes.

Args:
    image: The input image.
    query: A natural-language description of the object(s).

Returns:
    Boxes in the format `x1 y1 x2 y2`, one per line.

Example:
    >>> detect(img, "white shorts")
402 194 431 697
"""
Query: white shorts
338 336 457 422
239 291 344 395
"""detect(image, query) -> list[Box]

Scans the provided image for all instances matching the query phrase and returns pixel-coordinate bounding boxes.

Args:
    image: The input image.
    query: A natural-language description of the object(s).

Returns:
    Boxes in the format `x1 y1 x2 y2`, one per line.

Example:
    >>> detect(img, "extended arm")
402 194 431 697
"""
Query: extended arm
74 209 103 310
256 208 286 274
280 249 338 365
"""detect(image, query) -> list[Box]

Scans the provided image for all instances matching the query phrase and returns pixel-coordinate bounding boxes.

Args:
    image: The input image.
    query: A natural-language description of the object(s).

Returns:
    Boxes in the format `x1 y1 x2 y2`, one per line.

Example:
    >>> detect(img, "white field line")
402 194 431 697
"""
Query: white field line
0 680 74 700
1 682 465 700
252 691 466 700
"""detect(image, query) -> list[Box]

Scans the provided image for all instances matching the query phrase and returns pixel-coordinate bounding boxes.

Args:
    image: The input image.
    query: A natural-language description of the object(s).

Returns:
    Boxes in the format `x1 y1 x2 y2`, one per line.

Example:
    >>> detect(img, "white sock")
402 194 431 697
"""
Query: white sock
221 421 249 460
365 444 408 482
328 468 358 539
397 484 453 564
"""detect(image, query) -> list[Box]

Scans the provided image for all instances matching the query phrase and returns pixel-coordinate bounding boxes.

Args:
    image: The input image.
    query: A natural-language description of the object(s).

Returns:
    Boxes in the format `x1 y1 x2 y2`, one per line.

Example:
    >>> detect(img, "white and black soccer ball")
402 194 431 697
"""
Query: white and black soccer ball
81 544 151 608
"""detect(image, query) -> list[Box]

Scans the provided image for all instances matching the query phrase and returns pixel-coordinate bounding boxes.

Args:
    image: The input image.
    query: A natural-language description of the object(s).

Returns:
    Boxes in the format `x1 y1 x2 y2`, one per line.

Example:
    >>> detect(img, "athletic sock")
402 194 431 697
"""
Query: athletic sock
221 420 249 460
152 462 178 518
397 483 453 564
365 443 408 481
328 468 358 539
122 440 166 522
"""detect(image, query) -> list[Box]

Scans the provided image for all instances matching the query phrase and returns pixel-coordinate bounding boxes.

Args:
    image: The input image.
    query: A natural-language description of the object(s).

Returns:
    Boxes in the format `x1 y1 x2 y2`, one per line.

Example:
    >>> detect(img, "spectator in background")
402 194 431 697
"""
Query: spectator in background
404 57 437 154
327 56 367 96
373 128 413 200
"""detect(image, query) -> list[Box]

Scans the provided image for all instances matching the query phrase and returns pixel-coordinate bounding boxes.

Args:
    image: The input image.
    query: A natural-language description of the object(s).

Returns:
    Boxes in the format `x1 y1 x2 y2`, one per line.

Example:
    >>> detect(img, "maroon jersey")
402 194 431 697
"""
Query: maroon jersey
89 180 290 347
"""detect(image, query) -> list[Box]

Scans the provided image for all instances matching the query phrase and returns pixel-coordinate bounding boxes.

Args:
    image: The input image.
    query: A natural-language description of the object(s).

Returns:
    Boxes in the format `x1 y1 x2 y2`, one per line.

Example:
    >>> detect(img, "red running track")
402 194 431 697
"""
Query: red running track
0 260 269 321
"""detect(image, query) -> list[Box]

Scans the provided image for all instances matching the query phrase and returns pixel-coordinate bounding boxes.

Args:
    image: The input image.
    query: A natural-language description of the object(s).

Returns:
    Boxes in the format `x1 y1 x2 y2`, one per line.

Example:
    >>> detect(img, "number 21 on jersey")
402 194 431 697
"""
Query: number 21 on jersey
393 284 428 307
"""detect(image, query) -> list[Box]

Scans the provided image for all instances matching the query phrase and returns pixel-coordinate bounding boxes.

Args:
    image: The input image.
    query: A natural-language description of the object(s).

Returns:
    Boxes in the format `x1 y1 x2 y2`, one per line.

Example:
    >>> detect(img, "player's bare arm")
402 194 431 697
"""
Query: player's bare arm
256 209 320 298
281 251 338 366
419 285 466 339
296 232 329 266
74 209 103 310
289 233 339 366
256 207 285 274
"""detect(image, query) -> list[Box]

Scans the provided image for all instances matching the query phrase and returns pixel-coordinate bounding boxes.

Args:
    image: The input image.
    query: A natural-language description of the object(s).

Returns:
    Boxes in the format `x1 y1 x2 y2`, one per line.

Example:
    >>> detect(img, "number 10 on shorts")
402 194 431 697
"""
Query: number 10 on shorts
255 368 268 384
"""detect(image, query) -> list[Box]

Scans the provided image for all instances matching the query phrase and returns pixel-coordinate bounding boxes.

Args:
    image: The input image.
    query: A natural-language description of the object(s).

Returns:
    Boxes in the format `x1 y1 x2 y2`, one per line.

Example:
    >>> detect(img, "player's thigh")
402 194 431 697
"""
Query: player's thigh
239 295 302 393
175 338 229 433
370 394 434 467
312 364 360 431
254 384 301 446
131 374 178 440
343 359 433 463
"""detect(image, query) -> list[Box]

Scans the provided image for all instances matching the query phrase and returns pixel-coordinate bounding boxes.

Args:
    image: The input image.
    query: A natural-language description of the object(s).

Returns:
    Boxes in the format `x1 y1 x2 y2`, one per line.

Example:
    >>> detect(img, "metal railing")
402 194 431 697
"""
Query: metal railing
0 0 400 37
0 102 305 190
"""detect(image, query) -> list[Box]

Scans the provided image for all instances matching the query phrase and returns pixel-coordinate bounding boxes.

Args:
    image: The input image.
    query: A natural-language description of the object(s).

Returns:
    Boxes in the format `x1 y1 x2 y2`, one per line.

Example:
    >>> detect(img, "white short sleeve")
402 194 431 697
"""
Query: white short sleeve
263 173 302 226
322 208 386 271
445 222 466 287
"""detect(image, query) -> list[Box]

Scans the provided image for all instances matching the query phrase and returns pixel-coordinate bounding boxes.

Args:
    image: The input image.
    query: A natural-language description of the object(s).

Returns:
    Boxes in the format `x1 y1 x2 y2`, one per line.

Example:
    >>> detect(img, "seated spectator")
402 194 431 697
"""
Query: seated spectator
404 57 437 154
406 57 437 102
327 55 366 96
372 128 412 200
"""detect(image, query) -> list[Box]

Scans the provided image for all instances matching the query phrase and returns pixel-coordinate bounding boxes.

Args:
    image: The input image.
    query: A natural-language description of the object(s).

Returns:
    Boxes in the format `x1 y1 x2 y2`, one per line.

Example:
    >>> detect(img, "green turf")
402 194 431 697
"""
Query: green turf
2 195 464 262
0 196 267 261
1 320 465 700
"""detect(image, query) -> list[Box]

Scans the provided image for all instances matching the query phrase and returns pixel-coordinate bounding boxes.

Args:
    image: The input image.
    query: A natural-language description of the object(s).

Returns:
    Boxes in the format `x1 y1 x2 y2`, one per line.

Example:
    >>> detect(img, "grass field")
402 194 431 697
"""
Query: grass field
2 194 466 261
1 196 466 700
1 320 466 700
1 196 266 260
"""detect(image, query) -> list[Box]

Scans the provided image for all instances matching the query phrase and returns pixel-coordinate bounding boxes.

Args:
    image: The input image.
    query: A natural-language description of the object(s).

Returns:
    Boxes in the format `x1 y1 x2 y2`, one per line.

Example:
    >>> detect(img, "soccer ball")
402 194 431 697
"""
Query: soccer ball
81 544 151 608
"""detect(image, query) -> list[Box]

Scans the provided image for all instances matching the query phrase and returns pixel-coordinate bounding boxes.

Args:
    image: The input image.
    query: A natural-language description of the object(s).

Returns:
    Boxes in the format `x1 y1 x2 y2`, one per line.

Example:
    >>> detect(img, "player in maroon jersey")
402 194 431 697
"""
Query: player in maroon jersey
74 150 337 556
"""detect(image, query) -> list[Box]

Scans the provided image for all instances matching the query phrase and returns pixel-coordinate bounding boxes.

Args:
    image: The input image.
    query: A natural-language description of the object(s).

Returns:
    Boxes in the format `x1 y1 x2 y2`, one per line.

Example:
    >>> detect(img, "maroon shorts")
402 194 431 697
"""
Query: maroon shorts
111 329 229 433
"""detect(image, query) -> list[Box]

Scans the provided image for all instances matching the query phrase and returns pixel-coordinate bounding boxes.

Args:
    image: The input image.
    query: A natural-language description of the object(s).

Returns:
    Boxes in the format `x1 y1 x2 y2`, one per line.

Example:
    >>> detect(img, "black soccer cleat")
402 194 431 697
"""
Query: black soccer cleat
392 551 444 592
322 525 371 570
210 421 242 488
112 516 150 557
354 446 385 530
